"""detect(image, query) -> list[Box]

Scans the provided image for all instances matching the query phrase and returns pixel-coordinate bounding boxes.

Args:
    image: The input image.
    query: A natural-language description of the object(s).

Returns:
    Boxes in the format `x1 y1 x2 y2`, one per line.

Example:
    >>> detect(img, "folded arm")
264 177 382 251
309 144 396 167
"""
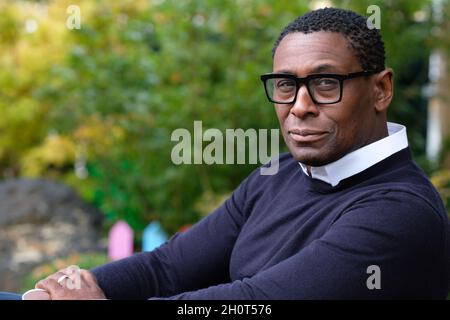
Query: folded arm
154 193 447 299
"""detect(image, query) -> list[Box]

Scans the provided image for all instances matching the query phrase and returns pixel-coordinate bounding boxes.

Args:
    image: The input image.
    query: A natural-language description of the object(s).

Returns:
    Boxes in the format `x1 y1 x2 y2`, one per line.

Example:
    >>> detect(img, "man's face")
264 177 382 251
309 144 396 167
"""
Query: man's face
273 31 379 166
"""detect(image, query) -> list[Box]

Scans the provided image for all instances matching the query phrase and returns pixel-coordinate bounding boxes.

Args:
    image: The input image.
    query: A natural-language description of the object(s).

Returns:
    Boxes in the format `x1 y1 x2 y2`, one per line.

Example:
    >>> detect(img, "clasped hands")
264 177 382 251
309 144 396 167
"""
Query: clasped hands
23 266 106 300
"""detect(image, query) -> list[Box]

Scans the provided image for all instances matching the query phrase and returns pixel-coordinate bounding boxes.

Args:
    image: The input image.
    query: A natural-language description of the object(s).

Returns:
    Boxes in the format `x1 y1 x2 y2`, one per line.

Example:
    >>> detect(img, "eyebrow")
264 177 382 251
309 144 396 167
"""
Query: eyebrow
274 64 342 75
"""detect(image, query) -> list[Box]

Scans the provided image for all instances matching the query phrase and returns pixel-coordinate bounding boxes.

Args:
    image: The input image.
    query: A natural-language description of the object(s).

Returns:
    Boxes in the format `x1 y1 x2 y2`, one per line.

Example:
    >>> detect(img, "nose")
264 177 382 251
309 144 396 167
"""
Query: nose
290 84 319 119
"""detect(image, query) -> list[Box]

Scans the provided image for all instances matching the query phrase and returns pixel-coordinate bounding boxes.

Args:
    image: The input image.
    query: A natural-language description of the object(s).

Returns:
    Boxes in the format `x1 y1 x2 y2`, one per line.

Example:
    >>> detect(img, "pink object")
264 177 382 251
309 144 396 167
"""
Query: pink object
179 224 192 233
108 220 134 261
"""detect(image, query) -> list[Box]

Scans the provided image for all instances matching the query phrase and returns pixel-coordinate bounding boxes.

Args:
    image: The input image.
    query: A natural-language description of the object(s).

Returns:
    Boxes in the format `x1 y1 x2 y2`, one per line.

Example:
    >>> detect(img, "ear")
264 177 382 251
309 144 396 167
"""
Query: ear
373 68 394 113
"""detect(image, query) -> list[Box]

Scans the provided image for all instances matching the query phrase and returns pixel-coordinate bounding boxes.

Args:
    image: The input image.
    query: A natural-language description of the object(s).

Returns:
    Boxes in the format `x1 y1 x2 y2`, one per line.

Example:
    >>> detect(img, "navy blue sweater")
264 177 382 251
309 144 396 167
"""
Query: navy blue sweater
92 148 450 299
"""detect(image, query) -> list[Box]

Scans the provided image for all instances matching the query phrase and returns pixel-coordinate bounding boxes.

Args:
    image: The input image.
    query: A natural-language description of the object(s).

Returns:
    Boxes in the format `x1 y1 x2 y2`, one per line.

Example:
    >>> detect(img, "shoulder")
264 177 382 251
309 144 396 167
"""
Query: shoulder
236 152 300 195
340 187 449 249
229 152 300 211
375 159 447 219
343 154 447 225
245 152 299 183
346 184 446 222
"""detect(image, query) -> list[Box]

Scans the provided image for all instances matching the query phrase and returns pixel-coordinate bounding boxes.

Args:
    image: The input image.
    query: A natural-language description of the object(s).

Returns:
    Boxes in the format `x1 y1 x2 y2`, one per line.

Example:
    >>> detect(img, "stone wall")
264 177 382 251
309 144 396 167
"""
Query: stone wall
0 179 104 292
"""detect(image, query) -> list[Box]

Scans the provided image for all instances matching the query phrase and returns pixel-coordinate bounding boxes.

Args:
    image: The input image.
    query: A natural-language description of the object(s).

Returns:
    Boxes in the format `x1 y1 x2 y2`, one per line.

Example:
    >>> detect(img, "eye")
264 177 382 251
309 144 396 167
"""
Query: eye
312 78 339 90
276 79 296 91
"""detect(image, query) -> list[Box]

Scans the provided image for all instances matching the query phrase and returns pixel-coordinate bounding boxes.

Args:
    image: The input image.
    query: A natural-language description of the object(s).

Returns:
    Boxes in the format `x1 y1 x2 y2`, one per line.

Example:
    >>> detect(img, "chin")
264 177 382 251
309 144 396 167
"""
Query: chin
288 145 335 166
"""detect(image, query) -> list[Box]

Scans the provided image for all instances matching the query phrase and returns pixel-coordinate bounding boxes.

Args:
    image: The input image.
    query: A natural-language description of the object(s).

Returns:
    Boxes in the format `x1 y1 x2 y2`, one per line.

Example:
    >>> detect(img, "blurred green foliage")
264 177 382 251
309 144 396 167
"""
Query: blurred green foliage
0 0 448 235
334 0 433 167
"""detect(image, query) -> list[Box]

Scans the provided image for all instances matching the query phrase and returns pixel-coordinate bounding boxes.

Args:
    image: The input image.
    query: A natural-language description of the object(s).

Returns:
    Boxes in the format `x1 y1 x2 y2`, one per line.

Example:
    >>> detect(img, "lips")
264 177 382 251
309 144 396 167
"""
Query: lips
288 128 329 143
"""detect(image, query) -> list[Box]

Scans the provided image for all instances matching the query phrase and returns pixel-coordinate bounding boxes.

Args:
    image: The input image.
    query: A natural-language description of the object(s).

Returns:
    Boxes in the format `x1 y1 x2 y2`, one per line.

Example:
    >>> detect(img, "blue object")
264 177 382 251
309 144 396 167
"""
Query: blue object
0 292 21 300
142 221 168 252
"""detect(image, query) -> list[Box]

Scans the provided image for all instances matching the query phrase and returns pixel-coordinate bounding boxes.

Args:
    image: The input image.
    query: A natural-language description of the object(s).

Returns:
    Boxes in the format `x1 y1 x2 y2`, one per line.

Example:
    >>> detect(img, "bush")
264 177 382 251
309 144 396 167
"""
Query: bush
0 0 438 235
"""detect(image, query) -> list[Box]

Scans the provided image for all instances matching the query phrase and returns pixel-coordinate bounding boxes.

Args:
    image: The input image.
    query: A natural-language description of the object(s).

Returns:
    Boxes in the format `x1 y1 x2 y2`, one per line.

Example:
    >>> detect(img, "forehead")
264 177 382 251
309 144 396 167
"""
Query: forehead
273 31 360 74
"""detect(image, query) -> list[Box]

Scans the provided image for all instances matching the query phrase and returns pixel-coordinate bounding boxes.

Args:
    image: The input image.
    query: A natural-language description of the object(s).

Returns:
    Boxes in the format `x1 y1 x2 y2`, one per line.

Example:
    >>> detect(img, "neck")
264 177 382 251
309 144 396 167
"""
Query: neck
306 123 389 174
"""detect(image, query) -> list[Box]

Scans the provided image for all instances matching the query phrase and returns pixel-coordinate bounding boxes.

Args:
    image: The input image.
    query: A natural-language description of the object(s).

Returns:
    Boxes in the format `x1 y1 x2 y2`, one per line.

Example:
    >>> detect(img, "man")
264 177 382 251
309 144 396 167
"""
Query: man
5 7 450 299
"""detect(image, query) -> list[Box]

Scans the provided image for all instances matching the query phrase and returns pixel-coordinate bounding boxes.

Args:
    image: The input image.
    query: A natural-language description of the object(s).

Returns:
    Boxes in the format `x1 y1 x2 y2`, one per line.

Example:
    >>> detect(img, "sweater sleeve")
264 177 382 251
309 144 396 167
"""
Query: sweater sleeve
155 191 449 299
91 175 252 300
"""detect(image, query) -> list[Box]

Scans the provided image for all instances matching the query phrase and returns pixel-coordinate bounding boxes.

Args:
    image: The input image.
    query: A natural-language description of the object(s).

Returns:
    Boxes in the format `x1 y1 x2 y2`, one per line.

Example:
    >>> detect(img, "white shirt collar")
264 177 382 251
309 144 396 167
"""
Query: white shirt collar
299 122 409 187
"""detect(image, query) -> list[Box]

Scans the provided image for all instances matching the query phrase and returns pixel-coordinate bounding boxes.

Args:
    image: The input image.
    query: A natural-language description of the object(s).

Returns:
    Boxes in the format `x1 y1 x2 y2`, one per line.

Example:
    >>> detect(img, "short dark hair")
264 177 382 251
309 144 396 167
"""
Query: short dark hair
272 7 385 72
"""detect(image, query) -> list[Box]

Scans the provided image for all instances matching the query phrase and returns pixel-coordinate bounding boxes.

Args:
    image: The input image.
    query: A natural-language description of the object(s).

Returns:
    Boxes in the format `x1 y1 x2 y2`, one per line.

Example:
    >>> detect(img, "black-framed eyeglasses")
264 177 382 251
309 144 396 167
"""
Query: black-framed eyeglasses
260 70 381 105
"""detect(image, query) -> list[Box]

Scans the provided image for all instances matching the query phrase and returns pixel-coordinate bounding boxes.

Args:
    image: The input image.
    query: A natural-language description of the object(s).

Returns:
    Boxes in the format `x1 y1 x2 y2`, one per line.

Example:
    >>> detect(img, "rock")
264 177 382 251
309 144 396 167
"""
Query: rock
0 178 104 292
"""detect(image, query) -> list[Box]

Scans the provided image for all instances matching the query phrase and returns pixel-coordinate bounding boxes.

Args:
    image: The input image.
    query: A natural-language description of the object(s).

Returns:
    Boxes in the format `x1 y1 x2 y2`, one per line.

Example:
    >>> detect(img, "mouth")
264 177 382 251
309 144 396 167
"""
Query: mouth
288 128 329 143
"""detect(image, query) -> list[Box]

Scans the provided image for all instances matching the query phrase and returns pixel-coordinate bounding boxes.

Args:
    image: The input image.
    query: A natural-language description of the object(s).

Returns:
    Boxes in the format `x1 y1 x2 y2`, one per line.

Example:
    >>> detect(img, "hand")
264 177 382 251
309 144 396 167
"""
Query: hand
36 266 107 300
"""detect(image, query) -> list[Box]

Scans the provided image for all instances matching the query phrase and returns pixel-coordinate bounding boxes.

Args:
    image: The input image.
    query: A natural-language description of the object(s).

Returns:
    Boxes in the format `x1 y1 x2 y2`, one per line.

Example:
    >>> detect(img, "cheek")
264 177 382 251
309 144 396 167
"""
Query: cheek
274 107 289 127
321 103 361 148
334 120 356 142
328 111 364 153
340 89 374 143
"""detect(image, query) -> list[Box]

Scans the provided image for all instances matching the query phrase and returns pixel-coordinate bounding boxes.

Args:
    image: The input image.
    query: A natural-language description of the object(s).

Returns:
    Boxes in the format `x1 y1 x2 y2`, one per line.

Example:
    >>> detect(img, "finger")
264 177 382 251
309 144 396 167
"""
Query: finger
43 271 68 283
35 278 65 298
63 266 82 283
53 268 80 284
49 272 72 288
63 265 80 275
80 270 98 285
34 271 65 292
